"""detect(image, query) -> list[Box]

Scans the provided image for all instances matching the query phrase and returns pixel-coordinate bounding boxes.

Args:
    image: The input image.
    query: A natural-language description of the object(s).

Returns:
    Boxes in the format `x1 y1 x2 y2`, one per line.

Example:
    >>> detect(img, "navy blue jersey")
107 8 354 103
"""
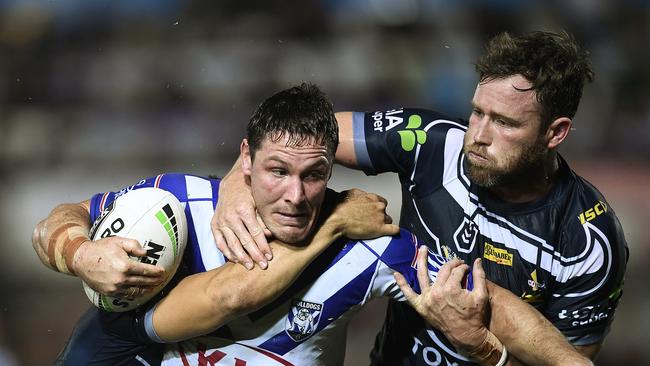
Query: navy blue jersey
353 108 629 365
60 173 467 366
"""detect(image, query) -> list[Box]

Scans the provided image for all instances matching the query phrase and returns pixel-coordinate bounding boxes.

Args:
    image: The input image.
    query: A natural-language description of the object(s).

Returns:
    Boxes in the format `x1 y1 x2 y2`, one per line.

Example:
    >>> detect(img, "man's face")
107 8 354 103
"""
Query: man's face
242 135 331 244
463 74 548 187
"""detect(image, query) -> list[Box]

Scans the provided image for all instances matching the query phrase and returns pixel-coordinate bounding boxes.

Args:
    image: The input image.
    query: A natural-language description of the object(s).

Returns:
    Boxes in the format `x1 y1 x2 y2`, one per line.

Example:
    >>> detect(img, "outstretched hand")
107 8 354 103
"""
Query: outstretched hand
394 247 491 355
72 236 165 298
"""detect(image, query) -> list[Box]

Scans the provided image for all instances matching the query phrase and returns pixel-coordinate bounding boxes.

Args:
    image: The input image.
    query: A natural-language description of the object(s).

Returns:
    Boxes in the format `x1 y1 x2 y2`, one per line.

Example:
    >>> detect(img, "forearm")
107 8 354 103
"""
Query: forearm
487 282 591 366
31 201 91 275
152 220 344 341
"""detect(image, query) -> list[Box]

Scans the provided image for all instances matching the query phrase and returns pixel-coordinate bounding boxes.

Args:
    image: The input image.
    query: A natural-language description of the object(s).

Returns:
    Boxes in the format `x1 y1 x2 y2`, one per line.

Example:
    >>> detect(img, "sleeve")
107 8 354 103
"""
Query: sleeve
352 108 467 179
88 173 193 223
369 229 473 301
544 209 628 346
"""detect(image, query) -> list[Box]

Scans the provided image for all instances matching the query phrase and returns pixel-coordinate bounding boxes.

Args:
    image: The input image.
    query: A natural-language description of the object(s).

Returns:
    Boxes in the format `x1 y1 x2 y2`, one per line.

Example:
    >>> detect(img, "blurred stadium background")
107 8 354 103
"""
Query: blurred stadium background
1 1 648 365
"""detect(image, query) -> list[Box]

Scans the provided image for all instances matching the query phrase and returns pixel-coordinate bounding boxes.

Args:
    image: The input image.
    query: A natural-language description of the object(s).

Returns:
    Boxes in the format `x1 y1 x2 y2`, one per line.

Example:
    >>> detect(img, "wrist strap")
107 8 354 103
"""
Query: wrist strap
495 345 508 366
47 223 89 275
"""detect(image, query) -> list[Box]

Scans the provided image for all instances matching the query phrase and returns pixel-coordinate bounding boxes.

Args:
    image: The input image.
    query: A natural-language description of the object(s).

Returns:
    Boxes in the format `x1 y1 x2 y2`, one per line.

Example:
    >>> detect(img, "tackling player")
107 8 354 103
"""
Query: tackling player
212 31 628 365
34 84 592 365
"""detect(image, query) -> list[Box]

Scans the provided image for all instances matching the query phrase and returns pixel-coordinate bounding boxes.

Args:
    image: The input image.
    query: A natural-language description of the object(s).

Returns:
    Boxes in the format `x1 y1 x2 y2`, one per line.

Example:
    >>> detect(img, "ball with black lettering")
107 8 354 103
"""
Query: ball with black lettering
83 187 188 312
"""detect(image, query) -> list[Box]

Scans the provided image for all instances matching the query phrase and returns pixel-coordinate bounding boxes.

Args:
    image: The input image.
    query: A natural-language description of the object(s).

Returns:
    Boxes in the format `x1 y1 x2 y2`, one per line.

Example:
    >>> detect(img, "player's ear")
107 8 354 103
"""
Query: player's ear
545 117 571 149
241 139 253 176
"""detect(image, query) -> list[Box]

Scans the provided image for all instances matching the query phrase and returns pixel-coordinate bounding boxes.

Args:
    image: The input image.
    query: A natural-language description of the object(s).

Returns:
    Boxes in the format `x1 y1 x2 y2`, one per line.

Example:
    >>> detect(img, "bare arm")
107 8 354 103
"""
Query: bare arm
487 282 592 365
396 249 592 366
152 231 339 341
334 111 358 168
32 200 92 274
32 200 164 297
154 190 400 341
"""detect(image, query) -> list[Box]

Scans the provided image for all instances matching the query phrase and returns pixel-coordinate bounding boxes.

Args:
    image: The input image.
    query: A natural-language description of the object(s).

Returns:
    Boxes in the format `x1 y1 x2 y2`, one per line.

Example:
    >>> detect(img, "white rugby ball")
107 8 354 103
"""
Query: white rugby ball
83 187 188 312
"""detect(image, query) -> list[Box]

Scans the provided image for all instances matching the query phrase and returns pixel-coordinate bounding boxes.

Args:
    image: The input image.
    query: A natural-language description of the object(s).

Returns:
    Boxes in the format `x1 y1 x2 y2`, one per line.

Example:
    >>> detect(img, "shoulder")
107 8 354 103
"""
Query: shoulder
551 169 628 289
154 173 220 203
361 107 466 133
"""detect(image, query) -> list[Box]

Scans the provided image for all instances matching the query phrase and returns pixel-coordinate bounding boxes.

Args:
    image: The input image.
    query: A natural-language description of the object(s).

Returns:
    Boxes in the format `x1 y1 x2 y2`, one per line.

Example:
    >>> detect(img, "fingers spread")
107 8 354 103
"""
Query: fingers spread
394 272 418 305
447 264 470 289
255 212 273 260
436 258 464 286
215 230 235 262
221 227 253 270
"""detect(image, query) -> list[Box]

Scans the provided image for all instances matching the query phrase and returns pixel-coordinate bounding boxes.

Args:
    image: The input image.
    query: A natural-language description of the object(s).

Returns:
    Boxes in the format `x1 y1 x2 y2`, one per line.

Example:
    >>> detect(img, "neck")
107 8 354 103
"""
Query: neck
489 153 560 204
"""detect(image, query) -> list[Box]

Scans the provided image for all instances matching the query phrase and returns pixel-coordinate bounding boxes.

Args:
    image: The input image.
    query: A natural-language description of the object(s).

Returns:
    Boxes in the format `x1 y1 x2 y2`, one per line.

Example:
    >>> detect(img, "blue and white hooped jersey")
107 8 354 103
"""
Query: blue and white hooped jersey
89 173 228 274
89 173 466 366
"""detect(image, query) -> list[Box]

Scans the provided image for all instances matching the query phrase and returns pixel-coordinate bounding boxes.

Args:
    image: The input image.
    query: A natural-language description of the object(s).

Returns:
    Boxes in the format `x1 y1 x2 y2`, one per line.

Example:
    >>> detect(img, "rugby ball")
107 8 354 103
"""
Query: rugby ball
83 187 188 312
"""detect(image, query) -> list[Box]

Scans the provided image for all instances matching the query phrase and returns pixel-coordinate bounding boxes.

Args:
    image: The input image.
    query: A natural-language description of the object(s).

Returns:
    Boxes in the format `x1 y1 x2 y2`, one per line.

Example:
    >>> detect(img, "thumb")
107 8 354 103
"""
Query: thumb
119 238 146 257
471 258 488 298
384 223 401 236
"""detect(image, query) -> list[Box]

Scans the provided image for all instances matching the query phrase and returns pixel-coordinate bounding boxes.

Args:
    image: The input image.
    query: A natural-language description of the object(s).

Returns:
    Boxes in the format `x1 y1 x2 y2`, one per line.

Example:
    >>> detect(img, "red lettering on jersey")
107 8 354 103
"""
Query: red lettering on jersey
197 343 227 366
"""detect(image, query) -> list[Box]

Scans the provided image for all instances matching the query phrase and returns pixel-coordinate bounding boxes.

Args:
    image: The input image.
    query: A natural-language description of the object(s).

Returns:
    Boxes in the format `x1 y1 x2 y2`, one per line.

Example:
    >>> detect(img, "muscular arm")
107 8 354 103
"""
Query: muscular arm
32 200 164 296
155 188 399 341
487 282 593 365
32 200 92 274
396 251 592 366
152 224 343 342
334 111 358 168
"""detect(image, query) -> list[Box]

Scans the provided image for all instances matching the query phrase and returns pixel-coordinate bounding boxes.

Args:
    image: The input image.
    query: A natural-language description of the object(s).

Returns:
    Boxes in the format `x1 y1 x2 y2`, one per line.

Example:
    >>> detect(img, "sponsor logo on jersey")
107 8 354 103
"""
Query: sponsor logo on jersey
397 114 427 151
527 269 546 291
440 245 461 261
578 200 608 224
371 108 404 133
453 218 479 253
522 270 546 305
172 340 295 366
558 304 612 327
483 243 513 266
285 299 323 342
114 179 148 199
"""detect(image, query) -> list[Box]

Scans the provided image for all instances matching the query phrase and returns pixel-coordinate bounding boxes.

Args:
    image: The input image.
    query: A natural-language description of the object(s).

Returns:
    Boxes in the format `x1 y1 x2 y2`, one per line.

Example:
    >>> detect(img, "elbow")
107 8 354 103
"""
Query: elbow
32 219 51 268
206 275 258 322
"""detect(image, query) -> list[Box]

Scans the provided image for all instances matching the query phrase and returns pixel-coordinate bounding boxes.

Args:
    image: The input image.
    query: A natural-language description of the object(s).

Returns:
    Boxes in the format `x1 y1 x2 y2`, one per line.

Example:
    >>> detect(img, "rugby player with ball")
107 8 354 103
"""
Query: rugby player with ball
33 84 592 366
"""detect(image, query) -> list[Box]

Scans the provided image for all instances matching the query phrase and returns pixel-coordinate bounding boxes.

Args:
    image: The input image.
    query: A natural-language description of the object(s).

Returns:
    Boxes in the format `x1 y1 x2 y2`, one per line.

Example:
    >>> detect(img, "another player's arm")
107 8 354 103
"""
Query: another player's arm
487 281 594 366
396 249 592 366
153 194 399 342
32 200 164 297
333 111 358 168
152 238 335 342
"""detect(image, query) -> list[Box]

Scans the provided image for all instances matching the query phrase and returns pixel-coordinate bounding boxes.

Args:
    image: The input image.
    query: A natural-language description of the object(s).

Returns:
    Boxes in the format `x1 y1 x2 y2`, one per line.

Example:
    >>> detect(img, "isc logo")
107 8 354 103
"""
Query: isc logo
578 201 607 224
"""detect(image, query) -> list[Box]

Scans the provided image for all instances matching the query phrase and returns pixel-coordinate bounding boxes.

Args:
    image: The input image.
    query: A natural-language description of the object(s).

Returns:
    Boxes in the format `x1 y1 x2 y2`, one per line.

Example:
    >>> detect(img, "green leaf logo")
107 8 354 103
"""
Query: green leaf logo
397 114 427 151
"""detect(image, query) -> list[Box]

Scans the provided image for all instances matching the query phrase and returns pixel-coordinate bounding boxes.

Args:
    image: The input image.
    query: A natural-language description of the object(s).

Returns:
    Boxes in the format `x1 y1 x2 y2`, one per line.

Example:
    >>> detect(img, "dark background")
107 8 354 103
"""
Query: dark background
1 1 648 365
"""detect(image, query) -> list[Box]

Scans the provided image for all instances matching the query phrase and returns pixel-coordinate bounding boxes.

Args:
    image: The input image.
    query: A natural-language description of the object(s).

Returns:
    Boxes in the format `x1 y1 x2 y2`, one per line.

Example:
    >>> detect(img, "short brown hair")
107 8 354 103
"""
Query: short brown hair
247 82 338 160
474 31 594 127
